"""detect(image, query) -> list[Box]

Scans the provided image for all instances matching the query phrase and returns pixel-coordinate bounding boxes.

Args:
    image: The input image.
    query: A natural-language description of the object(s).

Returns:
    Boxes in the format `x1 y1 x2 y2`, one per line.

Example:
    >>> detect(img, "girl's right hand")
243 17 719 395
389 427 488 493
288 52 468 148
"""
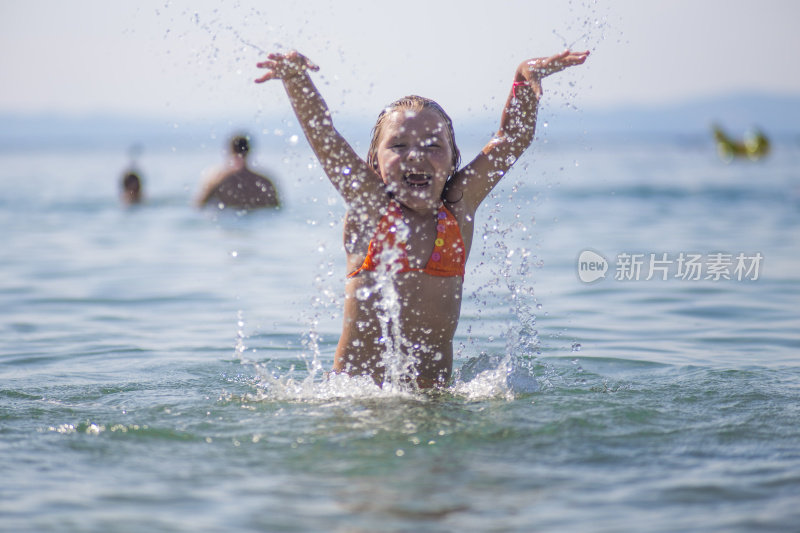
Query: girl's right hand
255 51 319 83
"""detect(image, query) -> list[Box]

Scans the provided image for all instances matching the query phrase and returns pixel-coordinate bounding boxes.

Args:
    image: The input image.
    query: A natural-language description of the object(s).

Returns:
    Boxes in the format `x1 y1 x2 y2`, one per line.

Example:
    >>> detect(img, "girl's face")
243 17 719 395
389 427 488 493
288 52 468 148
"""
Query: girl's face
374 107 455 212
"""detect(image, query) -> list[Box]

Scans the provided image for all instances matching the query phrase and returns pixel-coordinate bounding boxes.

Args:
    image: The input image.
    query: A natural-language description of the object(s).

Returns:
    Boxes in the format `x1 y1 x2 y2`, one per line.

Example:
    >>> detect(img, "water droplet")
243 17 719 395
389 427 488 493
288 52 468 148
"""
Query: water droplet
571 343 582 352
356 287 372 300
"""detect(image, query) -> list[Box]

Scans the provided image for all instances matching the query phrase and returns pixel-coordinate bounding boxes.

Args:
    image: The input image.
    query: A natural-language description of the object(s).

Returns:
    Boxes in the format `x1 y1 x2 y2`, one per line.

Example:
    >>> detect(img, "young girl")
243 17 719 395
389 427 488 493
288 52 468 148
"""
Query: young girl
255 49 588 389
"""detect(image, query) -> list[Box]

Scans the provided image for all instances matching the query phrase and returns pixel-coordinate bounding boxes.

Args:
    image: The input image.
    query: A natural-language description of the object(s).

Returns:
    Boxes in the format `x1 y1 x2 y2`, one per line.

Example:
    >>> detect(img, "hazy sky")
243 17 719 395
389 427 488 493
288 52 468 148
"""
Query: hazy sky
2 0 799 121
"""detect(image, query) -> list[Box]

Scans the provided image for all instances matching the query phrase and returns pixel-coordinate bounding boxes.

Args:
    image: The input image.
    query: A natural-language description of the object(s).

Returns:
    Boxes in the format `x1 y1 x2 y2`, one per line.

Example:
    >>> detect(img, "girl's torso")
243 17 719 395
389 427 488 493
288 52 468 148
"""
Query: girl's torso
334 200 475 387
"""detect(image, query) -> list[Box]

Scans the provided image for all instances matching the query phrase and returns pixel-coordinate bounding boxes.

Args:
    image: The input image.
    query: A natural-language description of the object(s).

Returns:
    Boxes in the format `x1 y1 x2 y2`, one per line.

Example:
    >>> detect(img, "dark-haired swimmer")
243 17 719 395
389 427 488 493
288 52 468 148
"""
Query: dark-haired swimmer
197 134 280 210
121 170 143 205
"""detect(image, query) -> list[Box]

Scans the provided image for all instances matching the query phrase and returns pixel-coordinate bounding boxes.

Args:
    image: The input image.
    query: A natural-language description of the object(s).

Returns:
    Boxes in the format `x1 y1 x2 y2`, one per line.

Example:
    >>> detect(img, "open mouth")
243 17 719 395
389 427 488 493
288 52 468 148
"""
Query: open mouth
403 172 432 188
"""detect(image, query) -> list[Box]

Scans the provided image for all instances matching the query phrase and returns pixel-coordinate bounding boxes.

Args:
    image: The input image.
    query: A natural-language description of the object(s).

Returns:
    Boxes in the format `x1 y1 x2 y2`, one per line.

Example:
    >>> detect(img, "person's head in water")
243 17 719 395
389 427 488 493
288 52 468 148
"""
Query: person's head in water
121 171 142 204
231 135 251 160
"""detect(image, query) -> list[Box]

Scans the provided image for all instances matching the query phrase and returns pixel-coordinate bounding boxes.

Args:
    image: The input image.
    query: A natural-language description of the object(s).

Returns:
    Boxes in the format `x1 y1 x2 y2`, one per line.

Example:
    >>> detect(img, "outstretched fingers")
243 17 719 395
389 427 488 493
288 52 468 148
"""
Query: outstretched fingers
528 50 589 78
254 51 319 83
254 64 277 84
559 49 590 68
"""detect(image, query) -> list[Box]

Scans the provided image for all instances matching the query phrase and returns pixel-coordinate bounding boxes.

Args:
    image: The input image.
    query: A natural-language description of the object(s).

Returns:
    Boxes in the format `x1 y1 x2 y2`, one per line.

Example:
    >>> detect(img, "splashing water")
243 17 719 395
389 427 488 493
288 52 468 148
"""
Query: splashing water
459 190 547 392
553 0 612 52
234 204 544 403
368 217 427 390
235 211 448 402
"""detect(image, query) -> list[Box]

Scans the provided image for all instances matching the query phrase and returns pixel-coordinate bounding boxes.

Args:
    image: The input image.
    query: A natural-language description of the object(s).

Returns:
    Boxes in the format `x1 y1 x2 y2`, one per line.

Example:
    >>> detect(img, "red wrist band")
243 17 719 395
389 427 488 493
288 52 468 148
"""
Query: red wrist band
512 81 528 99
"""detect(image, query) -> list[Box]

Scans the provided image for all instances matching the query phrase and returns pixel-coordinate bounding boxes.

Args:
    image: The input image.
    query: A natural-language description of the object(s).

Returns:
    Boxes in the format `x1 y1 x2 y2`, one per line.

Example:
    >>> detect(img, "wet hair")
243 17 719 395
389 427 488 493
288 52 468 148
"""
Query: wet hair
366 95 461 180
122 172 141 192
231 135 250 157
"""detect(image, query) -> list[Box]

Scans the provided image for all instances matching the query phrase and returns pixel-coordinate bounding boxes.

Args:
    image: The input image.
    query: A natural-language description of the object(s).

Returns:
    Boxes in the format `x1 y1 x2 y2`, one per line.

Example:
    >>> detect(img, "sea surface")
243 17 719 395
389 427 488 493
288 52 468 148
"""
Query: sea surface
2 132 799 532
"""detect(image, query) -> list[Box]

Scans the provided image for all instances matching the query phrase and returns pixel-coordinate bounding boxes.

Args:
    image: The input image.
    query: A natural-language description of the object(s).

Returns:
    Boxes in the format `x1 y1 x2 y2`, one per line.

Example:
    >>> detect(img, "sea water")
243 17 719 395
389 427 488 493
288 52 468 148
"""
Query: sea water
2 135 799 532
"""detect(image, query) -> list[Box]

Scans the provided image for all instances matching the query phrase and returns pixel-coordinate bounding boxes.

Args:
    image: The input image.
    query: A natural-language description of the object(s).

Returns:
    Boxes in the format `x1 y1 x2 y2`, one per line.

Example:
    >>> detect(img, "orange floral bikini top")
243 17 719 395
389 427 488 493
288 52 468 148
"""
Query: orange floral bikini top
348 201 466 279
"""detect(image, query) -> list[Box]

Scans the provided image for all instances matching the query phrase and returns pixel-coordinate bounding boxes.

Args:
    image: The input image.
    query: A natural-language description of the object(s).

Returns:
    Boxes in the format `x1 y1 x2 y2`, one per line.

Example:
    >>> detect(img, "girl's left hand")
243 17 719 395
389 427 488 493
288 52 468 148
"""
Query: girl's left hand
517 50 589 97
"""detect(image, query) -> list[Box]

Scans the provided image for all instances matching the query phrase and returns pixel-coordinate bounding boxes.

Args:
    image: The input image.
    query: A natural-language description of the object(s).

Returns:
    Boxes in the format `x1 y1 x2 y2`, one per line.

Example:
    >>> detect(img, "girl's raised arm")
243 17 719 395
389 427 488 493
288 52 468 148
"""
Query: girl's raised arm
255 52 384 208
448 50 589 211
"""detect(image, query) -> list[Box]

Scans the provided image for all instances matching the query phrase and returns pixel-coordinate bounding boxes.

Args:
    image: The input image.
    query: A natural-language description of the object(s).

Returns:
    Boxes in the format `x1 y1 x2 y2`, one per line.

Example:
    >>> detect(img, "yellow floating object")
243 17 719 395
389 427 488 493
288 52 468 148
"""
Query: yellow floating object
712 124 770 162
